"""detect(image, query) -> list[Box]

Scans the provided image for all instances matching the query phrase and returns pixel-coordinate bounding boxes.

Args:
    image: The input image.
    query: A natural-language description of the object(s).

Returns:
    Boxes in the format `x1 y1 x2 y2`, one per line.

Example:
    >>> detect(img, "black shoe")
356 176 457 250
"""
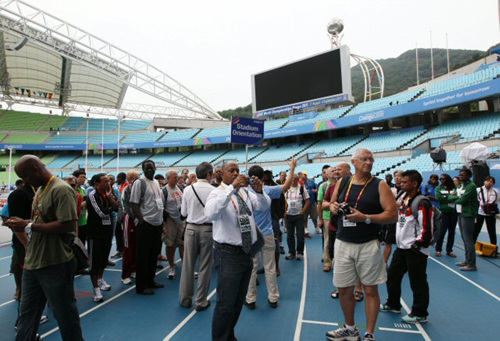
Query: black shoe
285 253 296 260
195 300 211 312
268 299 278 308
137 288 155 295
279 246 285 254
257 268 265 274
256 278 260 286
244 301 256 310
276 269 280 277
156 264 164 269
150 282 164 288
107 260 116 266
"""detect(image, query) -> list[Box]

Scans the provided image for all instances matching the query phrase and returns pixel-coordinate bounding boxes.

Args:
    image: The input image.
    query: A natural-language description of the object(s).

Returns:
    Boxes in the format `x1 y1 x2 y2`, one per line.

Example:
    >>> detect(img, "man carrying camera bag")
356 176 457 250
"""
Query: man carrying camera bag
327 149 397 341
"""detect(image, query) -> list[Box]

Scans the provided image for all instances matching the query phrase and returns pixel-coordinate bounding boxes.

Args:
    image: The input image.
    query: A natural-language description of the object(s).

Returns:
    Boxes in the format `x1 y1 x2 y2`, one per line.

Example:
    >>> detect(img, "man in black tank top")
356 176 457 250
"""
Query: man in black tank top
326 149 397 341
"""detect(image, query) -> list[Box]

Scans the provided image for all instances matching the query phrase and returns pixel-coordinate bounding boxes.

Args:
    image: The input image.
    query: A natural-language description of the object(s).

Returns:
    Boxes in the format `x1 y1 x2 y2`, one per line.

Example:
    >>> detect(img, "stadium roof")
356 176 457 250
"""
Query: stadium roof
0 0 222 120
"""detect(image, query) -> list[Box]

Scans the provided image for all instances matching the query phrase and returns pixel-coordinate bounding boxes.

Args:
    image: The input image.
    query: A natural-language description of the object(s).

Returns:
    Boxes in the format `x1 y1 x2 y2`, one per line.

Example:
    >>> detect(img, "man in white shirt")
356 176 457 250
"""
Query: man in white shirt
284 174 310 260
474 176 499 245
179 162 215 311
205 161 270 341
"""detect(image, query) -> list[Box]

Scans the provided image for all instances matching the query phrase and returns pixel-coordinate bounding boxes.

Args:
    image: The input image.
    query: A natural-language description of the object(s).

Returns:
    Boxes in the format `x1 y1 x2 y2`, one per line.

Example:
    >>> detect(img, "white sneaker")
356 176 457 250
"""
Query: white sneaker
167 266 176 279
122 278 132 285
131 272 136 278
315 227 322 234
93 287 103 302
297 254 304 260
98 278 111 291
194 272 199 279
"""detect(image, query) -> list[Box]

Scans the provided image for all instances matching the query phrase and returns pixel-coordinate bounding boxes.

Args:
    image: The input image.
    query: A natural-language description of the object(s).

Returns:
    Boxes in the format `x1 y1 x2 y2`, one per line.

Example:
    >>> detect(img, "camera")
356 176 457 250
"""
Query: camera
246 176 255 185
338 202 352 215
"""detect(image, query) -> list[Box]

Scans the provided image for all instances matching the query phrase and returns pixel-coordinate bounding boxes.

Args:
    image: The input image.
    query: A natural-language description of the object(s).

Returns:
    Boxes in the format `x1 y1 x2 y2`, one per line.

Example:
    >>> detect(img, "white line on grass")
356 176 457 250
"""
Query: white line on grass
293 246 308 341
429 256 500 302
400 299 431 341
40 260 174 339
162 289 217 341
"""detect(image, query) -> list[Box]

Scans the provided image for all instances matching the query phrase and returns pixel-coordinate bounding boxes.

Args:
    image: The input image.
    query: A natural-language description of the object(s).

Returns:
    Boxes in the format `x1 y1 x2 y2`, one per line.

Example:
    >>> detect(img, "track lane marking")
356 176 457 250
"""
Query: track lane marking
294 246 308 341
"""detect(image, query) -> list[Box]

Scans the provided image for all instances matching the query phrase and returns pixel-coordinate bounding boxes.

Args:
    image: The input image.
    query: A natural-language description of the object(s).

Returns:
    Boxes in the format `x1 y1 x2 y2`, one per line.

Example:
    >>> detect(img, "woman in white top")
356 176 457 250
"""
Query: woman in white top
473 176 499 245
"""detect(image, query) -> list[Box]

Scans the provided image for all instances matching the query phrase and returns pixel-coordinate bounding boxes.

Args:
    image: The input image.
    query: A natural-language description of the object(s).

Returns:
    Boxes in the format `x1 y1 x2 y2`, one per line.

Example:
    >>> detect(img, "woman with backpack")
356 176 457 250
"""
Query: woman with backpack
435 174 458 258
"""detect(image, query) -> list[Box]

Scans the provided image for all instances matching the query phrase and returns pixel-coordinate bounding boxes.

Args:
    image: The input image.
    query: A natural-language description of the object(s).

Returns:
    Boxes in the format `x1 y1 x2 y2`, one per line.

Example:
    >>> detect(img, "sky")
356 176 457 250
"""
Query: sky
6 0 500 114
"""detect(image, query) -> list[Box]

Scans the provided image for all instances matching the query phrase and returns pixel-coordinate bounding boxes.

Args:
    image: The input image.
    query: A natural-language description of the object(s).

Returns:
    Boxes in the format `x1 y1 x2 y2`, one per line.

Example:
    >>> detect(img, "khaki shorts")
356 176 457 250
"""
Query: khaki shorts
162 217 185 247
333 239 387 288
305 202 318 220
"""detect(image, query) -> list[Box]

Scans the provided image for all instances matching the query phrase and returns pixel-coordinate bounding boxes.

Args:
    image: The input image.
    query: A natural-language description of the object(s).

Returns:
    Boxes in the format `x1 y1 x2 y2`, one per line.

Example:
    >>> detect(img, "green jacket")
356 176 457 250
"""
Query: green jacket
449 180 479 218
435 185 457 214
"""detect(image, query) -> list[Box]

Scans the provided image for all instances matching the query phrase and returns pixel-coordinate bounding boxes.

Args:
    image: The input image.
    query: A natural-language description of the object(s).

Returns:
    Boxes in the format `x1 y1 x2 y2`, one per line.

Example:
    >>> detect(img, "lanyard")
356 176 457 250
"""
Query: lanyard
288 186 300 200
221 183 241 215
168 185 182 206
31 175 55 221
344 175 373 209
146 179 161 199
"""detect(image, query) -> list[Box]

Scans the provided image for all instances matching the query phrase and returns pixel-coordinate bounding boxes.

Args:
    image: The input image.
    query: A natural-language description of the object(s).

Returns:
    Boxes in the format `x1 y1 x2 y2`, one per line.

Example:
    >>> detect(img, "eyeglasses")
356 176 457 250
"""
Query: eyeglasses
358 157 375 163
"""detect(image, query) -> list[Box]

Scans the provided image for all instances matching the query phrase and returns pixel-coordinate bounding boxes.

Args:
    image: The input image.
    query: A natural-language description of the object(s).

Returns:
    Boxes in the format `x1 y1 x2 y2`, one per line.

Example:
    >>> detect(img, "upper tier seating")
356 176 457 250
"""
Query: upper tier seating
252 143 308 163
3 133 49 144
343 90 421 118
0 110 49 131
40 115 68 131
303 136 364 158
286 107 352 128
60 117 86 131
121 132 164 143
66 154 115 169
46 154 80 168
47 134 88 144
87 134 125 145
196 126 231 138
215 147 267 164
352 127 426 153
119 120 152 131
264 118 288 131
104 153 152 169
152 152 188 167
160 129 200 141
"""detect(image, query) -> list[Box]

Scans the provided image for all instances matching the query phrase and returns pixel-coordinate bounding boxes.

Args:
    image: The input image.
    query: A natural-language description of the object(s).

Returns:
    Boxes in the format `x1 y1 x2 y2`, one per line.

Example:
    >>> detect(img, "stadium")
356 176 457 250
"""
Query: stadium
0 0 499 340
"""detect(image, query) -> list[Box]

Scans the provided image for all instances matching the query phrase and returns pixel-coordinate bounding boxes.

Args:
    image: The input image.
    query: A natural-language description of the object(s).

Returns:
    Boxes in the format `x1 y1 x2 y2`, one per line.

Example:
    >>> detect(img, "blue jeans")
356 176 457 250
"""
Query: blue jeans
16 259 83 341
458 215 476 267
435 211 457 253
212 244 253 341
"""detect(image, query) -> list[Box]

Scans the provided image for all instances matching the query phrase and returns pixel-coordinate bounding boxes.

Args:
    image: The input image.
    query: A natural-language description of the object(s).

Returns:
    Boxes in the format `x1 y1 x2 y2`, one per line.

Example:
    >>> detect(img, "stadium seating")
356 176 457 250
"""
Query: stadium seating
303 136 365 158
121 132 164 143
160 129 200 141
264 118 288 131
252 143 312 163
65 154 115 169
87 134 125 145
214 146 268 164
352 127 426 153
176 149 228 167
47 134 88 144
40 115 68 131
87 118 119 132
3 133 49 144
419 65 500 99
60 117 87 131
47 154 82 168
104 153 152 169
343 90 421 117
196 126 231 138
286 106 352 128
119 120 152 131
0 133 7 142
0 110 50 131
152 152 189 167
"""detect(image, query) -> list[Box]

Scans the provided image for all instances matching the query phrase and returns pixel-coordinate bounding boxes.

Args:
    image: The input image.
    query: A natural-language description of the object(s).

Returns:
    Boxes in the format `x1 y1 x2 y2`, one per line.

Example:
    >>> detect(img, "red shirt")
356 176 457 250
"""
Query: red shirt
324 183 337 231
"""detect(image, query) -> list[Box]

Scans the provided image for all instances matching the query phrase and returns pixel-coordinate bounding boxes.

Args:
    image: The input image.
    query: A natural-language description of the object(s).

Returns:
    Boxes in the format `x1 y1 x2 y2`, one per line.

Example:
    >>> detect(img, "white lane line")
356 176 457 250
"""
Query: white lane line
301 319 422 334
40 261 174 339
400 299 431 341
293 246 308 341
0 241 12 247
104 268 122 272
429 256 500 302
0 255 12 261
163 289 217 341
0 273 11 279
0 299 16 308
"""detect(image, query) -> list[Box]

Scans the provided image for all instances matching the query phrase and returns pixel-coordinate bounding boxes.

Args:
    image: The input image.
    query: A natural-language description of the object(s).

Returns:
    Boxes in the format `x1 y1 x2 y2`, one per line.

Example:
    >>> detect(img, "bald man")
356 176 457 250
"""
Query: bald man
5 155 83 341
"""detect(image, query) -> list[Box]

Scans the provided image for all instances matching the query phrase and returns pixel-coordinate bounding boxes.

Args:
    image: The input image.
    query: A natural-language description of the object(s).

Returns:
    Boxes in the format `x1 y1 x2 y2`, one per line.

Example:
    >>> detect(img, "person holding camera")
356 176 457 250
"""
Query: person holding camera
204 161 270 341
474 176 499 246
380 170 432 324
327 148 397 341
284 173 310 260
162 170 185 279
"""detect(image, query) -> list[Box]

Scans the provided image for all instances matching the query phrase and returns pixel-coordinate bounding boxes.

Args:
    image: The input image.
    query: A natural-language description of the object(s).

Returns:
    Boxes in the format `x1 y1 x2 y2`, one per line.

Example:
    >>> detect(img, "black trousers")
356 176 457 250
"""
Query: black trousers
386 248 429 317
327 229 337 261
474 214 497 245
135 221 162 292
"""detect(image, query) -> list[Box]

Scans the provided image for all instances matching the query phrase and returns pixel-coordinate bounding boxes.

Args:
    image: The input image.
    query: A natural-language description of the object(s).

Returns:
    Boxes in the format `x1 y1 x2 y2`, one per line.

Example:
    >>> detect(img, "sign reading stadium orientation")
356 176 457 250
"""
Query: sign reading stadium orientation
230 116 264 146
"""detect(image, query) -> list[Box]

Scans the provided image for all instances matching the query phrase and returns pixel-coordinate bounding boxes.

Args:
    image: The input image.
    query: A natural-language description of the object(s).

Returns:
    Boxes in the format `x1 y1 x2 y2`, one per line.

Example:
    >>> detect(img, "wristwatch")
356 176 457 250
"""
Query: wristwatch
25 222 33 234
364 215 371 224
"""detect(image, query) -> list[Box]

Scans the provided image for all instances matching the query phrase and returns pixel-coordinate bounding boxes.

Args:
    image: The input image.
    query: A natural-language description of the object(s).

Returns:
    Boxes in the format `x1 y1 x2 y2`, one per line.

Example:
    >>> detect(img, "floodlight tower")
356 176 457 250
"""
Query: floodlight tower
327 18 385 102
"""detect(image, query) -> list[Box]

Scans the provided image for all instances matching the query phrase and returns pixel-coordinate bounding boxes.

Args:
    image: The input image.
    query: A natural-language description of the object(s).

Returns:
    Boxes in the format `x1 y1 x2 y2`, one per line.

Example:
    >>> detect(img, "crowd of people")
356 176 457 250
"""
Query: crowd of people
0 149 498 341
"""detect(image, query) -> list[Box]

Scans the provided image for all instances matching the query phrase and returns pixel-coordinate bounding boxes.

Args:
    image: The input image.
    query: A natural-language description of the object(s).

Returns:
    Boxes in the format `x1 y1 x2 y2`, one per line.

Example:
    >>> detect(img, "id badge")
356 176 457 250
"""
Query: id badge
342 216 356 227
102 217 111 225
398 215 406 228
155 198 164 210
238 214 252 233
447 203 456 208
289 200 298 209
